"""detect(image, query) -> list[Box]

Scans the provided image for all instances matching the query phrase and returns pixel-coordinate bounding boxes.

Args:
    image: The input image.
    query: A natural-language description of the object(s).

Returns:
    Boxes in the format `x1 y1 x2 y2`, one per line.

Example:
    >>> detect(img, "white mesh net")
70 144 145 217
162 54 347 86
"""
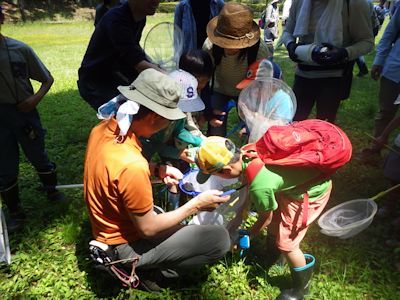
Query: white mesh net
318 199 378 239
238 78 296 143
143 22 184 72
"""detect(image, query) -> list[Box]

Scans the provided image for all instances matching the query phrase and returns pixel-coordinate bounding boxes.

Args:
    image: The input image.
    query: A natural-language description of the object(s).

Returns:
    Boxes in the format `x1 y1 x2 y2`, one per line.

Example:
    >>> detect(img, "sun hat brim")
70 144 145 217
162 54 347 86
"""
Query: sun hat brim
206 16 260 49
178 95 205 113
117 85 186 120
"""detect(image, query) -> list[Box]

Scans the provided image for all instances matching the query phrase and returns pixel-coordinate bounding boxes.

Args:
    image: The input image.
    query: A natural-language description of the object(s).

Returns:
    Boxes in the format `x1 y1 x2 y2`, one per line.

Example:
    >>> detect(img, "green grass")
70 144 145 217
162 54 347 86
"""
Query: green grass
1 14 400 299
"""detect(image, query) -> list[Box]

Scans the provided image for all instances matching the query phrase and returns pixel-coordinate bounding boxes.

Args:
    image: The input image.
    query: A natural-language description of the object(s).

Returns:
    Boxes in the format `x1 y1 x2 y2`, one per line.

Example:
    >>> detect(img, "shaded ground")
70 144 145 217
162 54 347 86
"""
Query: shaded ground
1 1 95 22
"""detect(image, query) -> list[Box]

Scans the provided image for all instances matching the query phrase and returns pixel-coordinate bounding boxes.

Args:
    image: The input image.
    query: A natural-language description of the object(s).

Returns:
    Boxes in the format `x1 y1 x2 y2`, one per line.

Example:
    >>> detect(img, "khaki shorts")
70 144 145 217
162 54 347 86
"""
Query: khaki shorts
268 183 332 252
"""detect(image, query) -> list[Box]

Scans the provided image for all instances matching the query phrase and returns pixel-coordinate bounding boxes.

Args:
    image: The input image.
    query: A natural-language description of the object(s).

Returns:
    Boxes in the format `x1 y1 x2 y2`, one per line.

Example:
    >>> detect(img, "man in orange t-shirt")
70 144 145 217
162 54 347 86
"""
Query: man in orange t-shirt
84 69 231 290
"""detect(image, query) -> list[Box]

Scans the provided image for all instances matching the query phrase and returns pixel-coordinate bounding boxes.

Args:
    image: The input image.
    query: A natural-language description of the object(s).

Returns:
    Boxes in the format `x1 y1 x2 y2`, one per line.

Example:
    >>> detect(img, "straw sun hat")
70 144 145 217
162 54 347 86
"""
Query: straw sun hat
206 2 260 49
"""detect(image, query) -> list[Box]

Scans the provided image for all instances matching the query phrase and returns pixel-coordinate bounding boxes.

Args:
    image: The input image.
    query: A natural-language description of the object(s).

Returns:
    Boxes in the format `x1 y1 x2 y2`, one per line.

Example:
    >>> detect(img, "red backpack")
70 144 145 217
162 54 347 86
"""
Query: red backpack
243 119 352 226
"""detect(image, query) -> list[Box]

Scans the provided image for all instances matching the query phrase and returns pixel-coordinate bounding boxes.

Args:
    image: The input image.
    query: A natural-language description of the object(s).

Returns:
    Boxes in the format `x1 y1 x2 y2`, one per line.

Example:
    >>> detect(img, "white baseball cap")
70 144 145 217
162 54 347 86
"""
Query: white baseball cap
169 69 205 113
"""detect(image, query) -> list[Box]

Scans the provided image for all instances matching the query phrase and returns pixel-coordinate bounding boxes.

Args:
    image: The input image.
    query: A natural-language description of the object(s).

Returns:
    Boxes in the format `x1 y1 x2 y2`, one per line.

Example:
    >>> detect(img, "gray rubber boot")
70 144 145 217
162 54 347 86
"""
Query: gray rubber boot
276 254 316 300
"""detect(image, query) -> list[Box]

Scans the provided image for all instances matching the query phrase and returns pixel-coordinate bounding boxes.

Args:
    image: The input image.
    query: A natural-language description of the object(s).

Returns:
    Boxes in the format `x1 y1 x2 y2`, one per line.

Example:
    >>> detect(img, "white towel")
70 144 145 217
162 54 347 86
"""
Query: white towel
97 95 140 140
293 0 344 47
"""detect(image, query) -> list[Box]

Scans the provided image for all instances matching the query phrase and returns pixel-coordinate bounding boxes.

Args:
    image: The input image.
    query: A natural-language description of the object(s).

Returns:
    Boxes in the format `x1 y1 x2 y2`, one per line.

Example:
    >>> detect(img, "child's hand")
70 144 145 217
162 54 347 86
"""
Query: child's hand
179 149 195 164
197 114 207 128
159 165 183 187
210 109 225 127
238 127 248 138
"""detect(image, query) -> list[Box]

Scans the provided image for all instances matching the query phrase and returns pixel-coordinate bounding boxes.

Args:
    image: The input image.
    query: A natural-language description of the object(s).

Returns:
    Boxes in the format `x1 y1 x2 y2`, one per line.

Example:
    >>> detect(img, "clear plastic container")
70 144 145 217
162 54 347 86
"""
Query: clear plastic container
179 168 238 196
182 169 245 228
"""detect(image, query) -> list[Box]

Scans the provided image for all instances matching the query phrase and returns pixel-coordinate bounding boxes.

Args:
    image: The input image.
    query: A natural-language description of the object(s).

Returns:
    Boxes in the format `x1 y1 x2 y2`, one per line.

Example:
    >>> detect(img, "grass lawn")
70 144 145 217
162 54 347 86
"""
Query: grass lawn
1 14 399 299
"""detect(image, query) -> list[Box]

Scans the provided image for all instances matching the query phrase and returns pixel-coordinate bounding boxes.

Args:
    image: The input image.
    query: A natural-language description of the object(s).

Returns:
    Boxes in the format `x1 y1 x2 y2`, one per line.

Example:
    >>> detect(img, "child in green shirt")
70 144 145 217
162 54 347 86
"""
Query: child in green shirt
195 136 332 300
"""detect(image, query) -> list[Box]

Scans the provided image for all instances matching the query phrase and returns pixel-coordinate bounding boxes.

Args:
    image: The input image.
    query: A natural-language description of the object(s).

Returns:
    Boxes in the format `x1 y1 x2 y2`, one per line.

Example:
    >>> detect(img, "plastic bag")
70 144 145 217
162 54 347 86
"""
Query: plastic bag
0 208 11 264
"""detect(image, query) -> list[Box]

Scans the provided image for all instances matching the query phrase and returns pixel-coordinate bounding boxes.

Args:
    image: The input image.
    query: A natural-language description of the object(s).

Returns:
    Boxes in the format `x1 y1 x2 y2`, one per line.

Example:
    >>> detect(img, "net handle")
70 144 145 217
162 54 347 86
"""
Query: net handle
54 179 163 190
370 183 400 201
364 132 400 156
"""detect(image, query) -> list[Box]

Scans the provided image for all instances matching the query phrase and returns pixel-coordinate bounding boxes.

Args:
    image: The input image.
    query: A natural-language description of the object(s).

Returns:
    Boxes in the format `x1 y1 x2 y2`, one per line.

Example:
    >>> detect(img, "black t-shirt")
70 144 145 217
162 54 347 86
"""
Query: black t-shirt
94 4 109 26
79 2 146 88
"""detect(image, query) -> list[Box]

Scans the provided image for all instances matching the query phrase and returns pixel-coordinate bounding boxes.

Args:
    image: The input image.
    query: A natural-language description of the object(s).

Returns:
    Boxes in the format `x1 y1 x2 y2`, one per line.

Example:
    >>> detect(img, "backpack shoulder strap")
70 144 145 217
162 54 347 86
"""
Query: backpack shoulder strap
244 158 265 185
242 143 265 184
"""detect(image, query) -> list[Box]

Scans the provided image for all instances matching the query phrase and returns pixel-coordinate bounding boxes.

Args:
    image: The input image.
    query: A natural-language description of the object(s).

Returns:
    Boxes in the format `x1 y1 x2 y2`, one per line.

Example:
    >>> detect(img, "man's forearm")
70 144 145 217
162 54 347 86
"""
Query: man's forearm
34 75 54 103
134 60 164 74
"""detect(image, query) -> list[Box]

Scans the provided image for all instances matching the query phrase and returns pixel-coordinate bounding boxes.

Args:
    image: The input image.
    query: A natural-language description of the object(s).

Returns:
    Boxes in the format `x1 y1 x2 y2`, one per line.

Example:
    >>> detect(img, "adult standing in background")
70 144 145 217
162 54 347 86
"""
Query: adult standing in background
0 6 63 232
282 0 374 123
358 9 400 160
263 0 280 56
355 0 380 78
275 0 292 49
281 0 292 25
78 0 163 110
174 0 224 53
375 0 388 26
203 2 271 137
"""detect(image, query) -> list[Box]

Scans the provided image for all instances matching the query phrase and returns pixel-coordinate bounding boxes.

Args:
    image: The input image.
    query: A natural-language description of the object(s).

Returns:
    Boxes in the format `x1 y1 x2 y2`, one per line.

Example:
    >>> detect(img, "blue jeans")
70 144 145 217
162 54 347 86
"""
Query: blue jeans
0 105 54 190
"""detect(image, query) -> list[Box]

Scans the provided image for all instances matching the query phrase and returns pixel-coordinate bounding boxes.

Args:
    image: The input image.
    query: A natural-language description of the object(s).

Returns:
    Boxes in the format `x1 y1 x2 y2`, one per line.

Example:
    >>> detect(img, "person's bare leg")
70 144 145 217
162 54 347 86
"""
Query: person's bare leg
283 248 306 268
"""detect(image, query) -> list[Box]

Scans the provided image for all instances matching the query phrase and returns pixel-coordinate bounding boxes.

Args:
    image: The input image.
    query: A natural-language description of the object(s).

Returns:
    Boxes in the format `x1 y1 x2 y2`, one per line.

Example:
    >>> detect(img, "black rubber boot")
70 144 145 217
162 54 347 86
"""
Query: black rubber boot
37 165 65 201
1 181 26 232
264 234 282 268
276 254 316 300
